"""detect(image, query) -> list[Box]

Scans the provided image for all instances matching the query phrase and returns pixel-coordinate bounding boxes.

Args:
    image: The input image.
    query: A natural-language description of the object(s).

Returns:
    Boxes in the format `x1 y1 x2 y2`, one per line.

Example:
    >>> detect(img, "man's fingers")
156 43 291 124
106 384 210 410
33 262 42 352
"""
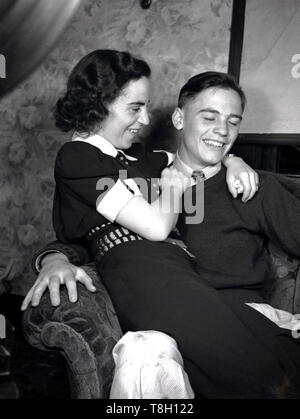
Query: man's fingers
30 280 50 307
21 286 35 311
64 273 78 303
48 275 61 306
21 267 96 311
76 268 97 292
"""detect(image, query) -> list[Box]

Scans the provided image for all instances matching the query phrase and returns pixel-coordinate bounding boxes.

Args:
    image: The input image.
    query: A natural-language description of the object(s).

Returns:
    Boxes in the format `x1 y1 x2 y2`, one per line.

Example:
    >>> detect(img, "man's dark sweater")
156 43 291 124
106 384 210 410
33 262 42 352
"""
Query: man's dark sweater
177 167 300 290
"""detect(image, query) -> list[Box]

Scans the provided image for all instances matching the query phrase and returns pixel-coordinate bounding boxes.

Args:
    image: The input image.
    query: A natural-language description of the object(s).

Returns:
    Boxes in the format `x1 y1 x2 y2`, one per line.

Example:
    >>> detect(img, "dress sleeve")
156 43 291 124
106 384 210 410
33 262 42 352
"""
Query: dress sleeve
152 150 175 166
56 142 142 223
259 174 300 259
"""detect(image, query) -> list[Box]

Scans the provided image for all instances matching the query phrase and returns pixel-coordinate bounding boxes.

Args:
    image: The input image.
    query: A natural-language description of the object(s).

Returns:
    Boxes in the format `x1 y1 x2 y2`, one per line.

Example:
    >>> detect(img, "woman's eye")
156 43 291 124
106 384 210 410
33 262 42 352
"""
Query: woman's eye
204 117 215 121
130 108 140 113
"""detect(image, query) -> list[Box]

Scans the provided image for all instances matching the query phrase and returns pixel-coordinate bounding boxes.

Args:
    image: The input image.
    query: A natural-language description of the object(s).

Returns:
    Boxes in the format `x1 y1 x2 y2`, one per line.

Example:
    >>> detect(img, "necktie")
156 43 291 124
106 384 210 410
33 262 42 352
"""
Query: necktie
191 170 205 182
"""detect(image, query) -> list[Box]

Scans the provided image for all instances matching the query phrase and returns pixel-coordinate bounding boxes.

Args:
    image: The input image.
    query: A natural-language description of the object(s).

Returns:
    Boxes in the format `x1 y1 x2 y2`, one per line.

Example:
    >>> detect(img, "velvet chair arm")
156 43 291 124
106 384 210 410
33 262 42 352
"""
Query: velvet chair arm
22 263 123 399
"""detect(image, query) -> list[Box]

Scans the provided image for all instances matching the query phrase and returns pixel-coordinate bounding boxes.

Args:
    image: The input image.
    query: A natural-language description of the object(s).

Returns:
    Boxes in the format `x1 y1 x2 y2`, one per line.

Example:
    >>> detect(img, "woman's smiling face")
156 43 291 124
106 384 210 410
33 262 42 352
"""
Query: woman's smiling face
98 76 151 149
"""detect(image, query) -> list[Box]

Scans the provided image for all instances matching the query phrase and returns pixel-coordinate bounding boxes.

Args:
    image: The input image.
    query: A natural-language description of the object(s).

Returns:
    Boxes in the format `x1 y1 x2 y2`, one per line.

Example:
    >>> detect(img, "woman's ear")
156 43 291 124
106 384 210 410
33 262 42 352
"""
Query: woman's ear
171 108 184 131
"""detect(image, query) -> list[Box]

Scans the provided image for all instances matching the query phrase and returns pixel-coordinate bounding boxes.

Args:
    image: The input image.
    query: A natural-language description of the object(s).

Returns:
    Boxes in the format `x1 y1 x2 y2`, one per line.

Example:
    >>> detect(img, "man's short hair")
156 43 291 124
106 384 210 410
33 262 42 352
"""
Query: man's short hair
178 71 246 111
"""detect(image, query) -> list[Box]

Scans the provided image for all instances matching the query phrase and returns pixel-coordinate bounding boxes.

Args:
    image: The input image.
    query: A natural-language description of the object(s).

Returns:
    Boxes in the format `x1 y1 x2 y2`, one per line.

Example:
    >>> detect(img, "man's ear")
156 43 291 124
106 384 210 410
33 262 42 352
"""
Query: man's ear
172 107 184 131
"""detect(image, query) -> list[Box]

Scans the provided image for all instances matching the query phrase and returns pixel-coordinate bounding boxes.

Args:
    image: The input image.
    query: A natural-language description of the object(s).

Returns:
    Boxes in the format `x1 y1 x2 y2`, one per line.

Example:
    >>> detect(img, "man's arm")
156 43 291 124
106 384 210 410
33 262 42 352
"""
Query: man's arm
32 239 93 274
21 240 96 311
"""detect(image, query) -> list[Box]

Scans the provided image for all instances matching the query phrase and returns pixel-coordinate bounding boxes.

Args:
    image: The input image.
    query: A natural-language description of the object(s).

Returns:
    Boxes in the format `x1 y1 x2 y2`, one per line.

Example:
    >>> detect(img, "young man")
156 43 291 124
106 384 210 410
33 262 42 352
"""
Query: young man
23 72 300 398
172 72 300 292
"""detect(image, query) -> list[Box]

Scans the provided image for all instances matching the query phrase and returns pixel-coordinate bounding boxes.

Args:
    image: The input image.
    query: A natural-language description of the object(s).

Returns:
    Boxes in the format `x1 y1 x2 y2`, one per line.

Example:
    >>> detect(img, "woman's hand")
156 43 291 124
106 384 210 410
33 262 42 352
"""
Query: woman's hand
224 156 259 202
21 253 96 310
160 167 191 195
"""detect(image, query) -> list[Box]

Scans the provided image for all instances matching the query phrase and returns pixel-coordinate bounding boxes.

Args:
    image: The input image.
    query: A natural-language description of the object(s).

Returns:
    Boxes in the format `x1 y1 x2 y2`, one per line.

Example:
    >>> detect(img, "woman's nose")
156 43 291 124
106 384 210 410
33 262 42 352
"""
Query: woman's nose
138 107 150 126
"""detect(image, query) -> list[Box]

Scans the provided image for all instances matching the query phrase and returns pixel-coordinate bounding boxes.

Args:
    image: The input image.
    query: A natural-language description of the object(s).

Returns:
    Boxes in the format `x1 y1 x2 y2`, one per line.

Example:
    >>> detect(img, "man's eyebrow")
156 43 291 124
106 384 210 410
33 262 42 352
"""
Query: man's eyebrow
127 101 145 106
199 108 242 120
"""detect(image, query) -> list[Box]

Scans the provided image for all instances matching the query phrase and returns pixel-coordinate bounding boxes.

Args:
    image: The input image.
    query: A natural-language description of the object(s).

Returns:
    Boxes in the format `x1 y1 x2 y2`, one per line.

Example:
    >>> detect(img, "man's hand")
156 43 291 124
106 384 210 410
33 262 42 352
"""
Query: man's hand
224 156 259 202
21 253 96 311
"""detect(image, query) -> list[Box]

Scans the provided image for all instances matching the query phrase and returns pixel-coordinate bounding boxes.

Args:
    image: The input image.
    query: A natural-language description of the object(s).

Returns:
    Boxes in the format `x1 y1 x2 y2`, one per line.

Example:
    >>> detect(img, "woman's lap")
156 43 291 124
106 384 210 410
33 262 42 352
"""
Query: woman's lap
96 241 300 398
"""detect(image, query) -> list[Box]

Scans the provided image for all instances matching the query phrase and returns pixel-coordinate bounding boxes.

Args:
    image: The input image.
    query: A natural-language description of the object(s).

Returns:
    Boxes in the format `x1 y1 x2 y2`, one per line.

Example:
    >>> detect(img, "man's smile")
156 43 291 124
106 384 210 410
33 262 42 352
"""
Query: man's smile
202 138 227 148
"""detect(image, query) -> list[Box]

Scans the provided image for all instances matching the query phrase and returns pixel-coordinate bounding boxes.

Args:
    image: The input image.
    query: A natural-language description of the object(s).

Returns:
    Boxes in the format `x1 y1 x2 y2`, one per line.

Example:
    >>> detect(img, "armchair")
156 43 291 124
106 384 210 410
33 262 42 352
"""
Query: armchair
22 264 122 399
22 242 300 399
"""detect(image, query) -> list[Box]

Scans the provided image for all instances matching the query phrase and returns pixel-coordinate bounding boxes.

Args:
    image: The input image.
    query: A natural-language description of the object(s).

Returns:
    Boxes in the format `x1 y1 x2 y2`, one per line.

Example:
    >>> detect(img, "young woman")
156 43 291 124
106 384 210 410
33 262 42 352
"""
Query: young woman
23 50 293 399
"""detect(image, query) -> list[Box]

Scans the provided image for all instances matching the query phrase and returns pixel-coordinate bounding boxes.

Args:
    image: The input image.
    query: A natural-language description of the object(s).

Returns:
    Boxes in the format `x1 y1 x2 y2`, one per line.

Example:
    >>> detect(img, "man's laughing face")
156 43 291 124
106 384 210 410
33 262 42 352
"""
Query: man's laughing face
174 87 243 169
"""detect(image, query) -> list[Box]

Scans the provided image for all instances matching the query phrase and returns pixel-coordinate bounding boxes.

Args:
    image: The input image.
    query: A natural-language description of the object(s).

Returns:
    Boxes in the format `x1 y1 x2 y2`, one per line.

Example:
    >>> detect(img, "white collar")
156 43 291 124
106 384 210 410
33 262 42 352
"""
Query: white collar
72 133 138 161
173 151 221 182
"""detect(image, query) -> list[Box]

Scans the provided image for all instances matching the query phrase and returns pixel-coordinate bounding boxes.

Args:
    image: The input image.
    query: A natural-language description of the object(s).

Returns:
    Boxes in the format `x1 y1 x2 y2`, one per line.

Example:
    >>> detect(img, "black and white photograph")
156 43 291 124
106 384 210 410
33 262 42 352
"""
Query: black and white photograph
0 0 299 402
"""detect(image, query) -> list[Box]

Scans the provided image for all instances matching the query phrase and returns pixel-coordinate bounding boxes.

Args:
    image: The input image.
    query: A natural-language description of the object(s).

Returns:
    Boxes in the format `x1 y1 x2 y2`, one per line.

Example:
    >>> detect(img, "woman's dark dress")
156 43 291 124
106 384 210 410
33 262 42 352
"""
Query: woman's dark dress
53 140 300 399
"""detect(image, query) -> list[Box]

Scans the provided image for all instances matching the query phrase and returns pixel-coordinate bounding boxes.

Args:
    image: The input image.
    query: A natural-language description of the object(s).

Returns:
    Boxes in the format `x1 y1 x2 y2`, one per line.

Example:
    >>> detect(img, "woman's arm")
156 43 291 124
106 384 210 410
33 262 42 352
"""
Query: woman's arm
222 155 259 202
115 167 190 241
21 168 189 310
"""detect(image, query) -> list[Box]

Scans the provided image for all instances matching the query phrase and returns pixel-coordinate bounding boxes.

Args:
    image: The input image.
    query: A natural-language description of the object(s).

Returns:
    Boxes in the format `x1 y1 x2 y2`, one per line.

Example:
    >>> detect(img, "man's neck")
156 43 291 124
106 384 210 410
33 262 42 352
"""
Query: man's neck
174 151 221 181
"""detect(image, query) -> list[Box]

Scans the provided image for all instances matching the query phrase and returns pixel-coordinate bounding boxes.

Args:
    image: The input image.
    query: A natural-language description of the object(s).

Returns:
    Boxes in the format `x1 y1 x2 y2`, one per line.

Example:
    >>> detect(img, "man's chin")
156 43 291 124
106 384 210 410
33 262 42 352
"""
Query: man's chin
202 153 225 166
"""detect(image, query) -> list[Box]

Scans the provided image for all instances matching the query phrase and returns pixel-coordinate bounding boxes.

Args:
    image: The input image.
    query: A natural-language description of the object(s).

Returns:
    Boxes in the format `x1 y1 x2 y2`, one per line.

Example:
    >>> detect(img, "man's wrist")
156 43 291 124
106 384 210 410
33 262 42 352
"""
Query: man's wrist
36 251 68 272
41 252 69 268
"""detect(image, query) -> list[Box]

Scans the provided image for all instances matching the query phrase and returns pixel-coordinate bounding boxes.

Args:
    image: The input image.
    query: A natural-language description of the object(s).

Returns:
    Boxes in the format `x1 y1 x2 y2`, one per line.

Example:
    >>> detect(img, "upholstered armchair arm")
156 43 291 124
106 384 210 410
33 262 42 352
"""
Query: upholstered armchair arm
266 242 300 314
22 263 123 399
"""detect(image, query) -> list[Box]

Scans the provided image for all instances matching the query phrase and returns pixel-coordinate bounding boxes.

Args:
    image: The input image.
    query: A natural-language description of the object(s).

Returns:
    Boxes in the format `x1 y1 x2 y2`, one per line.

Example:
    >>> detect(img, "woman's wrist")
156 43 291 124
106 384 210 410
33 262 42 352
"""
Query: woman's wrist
222 154 240 167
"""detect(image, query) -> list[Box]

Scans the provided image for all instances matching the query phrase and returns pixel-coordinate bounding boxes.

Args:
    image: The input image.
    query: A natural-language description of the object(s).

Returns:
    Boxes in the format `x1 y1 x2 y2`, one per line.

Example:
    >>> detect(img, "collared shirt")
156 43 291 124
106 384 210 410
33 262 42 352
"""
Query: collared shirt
70 133 175 222
72 133 138 161
173 152 221 185
36 135 170 272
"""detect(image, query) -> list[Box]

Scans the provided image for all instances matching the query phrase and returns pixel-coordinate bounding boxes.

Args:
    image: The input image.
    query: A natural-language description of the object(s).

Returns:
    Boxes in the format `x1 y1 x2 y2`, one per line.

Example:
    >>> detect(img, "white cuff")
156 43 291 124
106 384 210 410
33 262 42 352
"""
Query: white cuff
97 179 142 222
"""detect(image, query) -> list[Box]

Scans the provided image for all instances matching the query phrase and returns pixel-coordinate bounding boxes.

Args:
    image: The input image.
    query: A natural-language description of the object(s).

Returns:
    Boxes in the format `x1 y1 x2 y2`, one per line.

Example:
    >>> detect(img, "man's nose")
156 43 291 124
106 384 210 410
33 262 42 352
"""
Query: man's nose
213 120 228 137
138 107 150 126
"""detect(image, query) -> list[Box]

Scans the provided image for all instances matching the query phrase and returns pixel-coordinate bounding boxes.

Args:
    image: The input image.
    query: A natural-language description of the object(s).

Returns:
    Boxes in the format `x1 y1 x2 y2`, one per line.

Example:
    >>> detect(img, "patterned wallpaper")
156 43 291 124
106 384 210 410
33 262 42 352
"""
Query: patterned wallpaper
0 0 232 295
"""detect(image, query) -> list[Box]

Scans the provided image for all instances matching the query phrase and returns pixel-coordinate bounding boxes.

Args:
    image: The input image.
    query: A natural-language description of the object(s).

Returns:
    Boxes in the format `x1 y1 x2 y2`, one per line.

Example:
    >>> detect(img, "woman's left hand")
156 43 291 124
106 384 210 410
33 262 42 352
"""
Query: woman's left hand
224 156 259 202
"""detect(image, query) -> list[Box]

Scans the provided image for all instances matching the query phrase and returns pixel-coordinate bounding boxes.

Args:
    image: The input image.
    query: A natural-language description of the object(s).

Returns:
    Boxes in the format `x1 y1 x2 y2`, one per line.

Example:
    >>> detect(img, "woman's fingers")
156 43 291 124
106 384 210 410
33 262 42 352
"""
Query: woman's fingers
235 172 251 202
226 175 238 198
247 172 258 201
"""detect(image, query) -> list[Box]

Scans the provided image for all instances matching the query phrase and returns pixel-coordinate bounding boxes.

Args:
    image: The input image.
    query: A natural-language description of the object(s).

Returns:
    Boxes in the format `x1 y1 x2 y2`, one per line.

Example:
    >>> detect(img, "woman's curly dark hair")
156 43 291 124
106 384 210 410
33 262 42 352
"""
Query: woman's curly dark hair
54 50 151 134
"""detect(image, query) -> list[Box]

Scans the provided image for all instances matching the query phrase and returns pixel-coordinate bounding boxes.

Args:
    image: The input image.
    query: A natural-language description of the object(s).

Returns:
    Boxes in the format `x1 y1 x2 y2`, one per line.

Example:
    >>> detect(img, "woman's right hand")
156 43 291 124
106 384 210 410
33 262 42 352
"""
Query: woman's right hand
21 253 96 310
160 167 191 195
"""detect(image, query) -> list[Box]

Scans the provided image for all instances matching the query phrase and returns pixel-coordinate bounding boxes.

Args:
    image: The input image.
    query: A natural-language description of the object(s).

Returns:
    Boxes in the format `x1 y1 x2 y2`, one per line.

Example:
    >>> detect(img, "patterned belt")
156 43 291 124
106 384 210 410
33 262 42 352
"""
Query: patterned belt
86 224 143 257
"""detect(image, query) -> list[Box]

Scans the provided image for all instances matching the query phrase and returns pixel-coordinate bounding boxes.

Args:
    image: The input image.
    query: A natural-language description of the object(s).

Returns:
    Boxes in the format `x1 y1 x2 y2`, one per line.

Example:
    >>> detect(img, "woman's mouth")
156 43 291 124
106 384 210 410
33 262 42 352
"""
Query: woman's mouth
129 128 140 135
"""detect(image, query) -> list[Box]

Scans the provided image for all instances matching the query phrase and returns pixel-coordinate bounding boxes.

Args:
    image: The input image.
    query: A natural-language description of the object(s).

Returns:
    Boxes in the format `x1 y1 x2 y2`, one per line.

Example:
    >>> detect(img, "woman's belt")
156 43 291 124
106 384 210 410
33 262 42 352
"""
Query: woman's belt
86 224 143 257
